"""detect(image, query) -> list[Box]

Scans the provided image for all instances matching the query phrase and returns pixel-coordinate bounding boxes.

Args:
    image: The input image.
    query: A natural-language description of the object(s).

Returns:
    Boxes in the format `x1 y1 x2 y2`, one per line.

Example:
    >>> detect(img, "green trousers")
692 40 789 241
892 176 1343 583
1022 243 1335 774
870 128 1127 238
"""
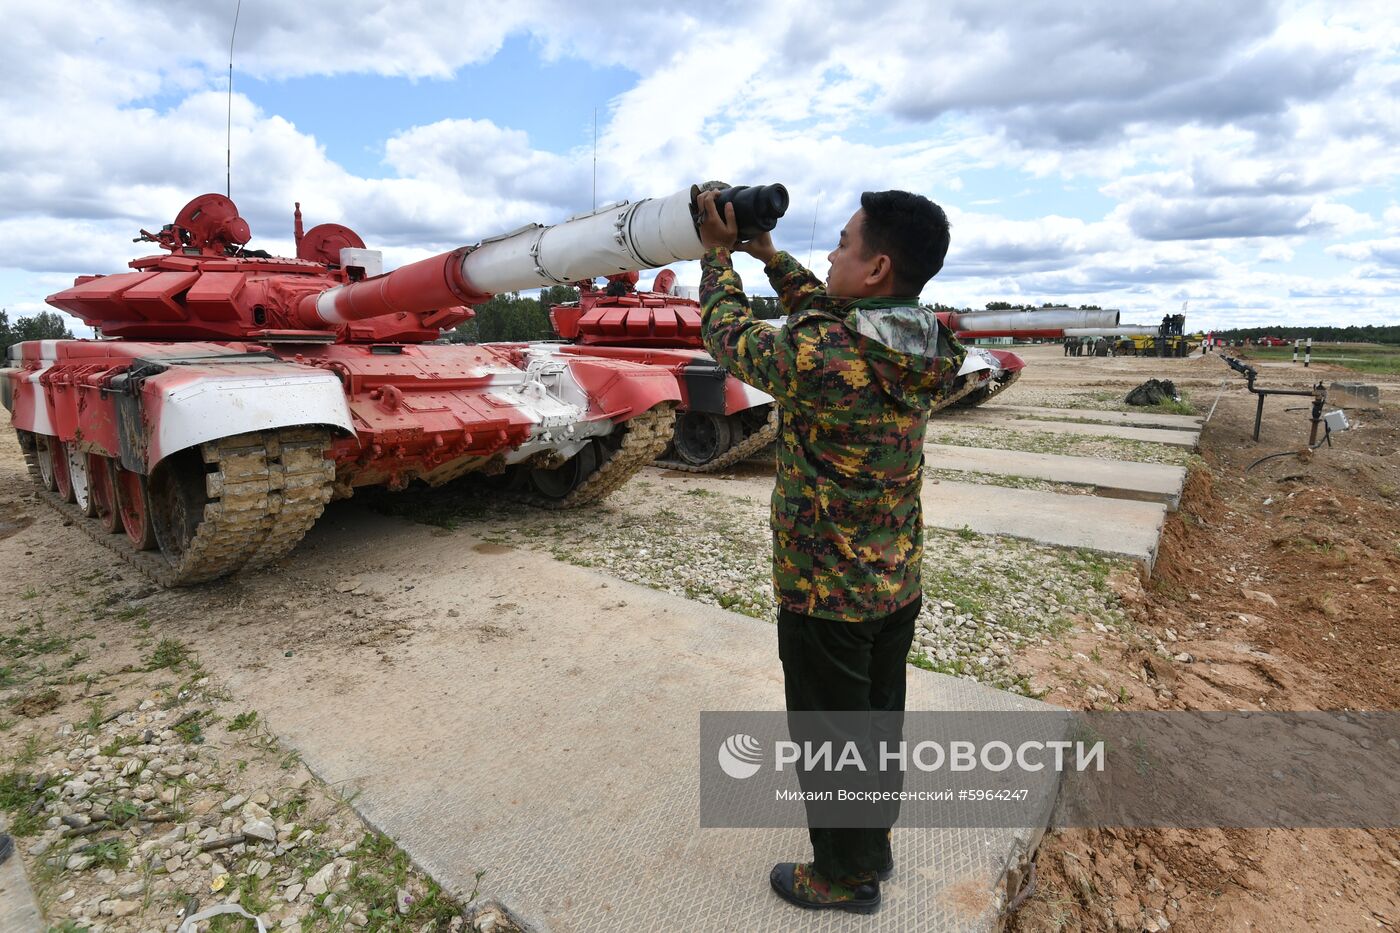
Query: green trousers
777 596 921 880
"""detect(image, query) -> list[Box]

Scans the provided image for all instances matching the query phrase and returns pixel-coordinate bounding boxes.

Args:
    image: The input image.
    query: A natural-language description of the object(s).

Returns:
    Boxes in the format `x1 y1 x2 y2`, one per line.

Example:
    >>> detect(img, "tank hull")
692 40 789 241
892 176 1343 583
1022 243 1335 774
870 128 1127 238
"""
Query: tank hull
5 337 678 583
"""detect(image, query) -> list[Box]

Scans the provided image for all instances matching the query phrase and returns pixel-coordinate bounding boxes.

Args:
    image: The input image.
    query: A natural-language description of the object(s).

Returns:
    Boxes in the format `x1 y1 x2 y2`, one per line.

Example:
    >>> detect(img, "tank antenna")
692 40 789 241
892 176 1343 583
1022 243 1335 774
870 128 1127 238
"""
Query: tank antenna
592 107 598 211
226 0 243 199
806 191 822 269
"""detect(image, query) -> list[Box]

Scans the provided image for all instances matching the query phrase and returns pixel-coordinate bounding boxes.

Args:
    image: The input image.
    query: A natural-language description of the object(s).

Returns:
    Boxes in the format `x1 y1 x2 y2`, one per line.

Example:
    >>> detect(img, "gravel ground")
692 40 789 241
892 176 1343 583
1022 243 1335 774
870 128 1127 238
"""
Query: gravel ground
0 612 517 933
926 423 1200 466
397 478 1131 696
994 387 1185 412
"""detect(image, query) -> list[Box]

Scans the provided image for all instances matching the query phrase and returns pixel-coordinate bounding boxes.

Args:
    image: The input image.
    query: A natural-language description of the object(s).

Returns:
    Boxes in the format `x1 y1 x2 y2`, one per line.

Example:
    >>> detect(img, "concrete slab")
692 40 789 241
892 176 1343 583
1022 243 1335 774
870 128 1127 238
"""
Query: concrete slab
0 815 43 933
925 481 1167 567
940 414 1200 449
973 404 1202 431
925 444 1188 509
219 510 1056 933
643 469 1167 565
1330 382 1381 411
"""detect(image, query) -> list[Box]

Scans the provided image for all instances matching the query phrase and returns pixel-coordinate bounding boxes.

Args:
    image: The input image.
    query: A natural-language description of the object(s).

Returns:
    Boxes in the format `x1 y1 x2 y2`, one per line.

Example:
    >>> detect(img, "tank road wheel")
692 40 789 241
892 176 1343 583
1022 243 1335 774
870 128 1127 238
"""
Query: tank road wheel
653 406 779 474
52 439 75 502
529 442 600 501
64 443 93 515
148 447 208 567
520 405 675 509
29 428 335 587
89 456 122 533
672 411 734 466
114 465 158 550
35 435 58 491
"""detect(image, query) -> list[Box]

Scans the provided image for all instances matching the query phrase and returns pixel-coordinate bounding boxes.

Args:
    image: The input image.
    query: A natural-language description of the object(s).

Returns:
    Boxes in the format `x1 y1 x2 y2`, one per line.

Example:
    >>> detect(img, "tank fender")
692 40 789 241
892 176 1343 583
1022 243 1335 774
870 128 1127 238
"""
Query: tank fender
722 374 774 415
113 362 354 473
985 348 1026 373
3 340 61 434
557 355 681 422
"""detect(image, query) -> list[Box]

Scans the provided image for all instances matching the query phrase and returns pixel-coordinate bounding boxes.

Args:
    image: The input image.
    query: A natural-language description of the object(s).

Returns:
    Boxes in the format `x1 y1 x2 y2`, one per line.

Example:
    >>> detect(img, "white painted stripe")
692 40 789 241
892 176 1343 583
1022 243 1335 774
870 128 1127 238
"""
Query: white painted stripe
26 369 54 434
316 289 349 324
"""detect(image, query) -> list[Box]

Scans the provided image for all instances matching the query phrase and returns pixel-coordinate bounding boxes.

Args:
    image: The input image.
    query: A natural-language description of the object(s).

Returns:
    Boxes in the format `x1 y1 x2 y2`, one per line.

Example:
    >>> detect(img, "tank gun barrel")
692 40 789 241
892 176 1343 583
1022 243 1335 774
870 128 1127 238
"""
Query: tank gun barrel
944 308 1120 338
300 183 788 328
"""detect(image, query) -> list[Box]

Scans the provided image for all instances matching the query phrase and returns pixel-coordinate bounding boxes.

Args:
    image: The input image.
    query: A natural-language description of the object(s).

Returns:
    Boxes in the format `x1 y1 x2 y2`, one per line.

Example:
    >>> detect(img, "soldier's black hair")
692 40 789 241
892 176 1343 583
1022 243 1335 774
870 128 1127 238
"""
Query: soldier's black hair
858 190 950 296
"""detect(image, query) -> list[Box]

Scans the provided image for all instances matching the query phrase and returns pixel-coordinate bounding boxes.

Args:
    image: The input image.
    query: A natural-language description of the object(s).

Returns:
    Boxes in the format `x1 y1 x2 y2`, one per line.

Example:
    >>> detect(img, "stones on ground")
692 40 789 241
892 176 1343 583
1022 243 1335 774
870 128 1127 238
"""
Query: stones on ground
305 862 336 896
1 647 475 933
244 818 277 842
1241 589 1278 607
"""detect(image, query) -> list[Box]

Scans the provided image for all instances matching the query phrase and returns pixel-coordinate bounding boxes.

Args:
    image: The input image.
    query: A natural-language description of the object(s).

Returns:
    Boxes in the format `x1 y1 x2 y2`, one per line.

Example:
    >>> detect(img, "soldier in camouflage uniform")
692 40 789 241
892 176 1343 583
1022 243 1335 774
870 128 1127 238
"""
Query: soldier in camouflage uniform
696 188 966 914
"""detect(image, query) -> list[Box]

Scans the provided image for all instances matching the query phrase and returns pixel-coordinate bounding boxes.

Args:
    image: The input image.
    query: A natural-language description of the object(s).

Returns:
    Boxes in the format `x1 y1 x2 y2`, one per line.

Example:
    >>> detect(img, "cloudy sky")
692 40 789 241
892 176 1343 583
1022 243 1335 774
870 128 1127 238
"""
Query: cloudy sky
3 0 1398 332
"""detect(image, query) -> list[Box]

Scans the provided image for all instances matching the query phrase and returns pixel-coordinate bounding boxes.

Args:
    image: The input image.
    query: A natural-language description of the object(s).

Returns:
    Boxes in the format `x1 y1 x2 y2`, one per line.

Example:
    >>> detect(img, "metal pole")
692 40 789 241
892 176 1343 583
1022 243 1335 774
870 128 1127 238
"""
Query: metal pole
1308 384 1324 447
1292 339 1298 364
1305 337 1311 368
1254 393 1265 442
226 0 242 199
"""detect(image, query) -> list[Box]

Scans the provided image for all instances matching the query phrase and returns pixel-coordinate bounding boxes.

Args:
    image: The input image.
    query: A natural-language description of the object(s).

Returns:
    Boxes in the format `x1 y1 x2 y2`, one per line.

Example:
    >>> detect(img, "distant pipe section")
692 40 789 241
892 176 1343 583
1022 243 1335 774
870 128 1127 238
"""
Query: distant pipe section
1062 326 1159 338
945 309 1119 337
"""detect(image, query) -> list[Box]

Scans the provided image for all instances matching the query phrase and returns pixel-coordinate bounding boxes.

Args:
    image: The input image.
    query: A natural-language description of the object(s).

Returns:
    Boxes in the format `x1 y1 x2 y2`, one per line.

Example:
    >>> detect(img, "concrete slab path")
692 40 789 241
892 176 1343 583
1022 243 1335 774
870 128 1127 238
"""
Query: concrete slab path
925 444 1188 509
925 481 1166 567
214 508 1056 933
0 815 43 933
646 469 1166 565
939 414 1200 449
973 404 1202 431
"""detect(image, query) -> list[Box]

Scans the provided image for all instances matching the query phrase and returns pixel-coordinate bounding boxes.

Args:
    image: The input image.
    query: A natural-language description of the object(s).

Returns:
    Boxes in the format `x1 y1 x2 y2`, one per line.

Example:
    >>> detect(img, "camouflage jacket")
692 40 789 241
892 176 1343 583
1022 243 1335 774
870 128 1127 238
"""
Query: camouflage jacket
699 248 966 622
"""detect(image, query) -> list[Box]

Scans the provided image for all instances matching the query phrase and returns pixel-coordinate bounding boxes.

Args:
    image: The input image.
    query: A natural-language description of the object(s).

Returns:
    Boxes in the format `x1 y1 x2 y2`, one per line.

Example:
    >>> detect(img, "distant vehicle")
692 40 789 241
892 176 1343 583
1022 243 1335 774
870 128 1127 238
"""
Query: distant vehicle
1255 336 1291 347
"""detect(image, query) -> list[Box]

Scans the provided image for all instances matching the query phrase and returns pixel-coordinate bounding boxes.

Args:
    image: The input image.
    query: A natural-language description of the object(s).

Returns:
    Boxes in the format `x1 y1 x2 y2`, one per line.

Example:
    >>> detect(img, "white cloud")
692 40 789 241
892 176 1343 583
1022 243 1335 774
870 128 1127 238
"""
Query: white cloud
1 0 1398 331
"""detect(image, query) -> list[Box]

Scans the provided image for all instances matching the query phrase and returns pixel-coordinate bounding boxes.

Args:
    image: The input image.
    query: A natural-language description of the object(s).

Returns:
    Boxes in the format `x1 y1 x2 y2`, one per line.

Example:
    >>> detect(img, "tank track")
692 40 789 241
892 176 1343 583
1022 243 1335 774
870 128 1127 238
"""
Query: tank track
27 427 334 587
520 405 675 510
654 407 780 474
14 430 42 484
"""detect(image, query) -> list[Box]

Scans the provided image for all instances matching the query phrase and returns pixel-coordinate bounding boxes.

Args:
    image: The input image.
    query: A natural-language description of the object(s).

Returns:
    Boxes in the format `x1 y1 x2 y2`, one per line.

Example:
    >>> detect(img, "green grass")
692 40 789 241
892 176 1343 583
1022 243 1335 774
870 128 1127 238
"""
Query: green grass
1244 343 1400 374
299 831 468 930
143 638 190 671
173 712 206 745
228 710 259 732
86 838 129 869
1143 395 1197 416
81 699 106 732
0 770 50 835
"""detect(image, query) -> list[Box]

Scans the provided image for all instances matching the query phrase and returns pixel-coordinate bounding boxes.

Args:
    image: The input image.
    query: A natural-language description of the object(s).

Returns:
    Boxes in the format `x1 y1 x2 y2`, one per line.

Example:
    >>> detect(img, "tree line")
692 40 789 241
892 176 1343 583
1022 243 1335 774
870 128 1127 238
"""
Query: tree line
0 310 75 357
1207 324 1400 345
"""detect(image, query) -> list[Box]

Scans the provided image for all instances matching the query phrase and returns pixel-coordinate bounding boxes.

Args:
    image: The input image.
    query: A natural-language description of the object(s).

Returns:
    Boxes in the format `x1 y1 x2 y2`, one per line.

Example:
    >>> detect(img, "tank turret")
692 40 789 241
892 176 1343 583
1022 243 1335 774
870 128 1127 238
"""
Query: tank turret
48 184 789 346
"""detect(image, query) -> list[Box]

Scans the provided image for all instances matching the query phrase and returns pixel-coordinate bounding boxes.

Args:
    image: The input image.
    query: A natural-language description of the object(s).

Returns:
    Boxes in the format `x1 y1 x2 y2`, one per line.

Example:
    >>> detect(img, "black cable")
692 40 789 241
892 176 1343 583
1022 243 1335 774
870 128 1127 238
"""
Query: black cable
1245 423 1331 472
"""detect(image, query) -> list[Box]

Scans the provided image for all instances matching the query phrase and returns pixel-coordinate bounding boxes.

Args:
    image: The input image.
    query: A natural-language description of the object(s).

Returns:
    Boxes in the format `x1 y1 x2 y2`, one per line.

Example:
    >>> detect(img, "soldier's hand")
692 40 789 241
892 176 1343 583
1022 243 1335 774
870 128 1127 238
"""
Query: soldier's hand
697 189 739 251
735 231 777 265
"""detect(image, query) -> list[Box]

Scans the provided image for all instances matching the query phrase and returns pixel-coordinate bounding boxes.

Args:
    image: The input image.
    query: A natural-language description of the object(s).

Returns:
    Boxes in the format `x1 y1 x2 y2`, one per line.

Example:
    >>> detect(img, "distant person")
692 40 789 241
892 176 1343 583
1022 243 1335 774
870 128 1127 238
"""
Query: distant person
696 187 966 914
